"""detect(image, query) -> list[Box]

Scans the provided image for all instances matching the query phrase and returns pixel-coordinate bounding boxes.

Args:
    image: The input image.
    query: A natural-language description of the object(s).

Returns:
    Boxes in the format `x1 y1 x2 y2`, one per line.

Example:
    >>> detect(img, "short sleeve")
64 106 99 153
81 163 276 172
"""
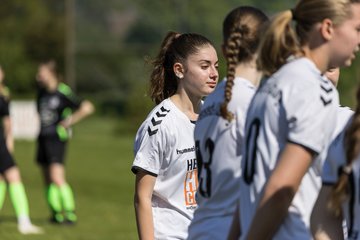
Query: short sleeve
59 83 82 110
283 80 337 154
132 121 167 176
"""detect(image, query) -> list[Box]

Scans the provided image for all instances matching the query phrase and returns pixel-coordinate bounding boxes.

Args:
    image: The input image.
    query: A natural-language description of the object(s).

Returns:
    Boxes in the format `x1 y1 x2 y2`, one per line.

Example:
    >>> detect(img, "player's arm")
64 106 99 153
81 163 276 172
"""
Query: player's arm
227 201 241 240
60 100 95 128
134 170 156 240
245 143 313 240
3 116 14 153
310 185 344 240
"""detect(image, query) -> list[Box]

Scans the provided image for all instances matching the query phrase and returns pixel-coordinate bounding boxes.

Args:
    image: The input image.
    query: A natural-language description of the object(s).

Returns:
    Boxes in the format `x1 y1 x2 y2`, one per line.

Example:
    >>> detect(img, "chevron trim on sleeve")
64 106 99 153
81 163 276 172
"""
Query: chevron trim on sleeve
147 106 170 136
319 82 334 106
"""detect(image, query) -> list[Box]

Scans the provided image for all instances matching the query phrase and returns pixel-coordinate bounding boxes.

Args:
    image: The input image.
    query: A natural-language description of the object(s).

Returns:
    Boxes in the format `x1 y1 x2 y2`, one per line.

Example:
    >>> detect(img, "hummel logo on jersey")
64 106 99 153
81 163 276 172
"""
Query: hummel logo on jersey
176 146 195 155
147 106 170 136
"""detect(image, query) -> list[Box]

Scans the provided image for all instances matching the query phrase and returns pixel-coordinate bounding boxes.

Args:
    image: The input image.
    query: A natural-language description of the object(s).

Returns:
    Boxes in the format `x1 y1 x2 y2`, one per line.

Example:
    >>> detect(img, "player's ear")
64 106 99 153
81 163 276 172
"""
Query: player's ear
173 62 184 79
320 18 334 41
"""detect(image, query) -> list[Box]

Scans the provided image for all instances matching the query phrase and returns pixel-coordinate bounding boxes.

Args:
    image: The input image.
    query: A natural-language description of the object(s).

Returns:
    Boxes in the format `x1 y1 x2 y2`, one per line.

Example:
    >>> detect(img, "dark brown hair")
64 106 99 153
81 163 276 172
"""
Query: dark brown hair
149 31 214 104
220 6 268 121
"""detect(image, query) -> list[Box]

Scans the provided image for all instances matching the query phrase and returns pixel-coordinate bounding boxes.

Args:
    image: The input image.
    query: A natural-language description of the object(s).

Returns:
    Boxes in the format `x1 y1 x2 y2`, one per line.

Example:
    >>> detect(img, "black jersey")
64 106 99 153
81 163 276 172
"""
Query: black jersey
37 83 82 137
0 88 10 139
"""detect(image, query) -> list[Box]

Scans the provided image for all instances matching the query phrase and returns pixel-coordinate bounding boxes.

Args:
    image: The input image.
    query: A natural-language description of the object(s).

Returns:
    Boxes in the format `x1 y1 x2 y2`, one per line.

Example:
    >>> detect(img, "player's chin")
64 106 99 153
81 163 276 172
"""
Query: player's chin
343 53 357 67
203 86 216 95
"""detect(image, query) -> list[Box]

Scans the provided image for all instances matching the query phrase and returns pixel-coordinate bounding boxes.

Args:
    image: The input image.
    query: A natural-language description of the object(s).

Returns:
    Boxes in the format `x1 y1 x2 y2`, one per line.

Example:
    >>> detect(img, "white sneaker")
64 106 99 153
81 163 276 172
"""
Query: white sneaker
18 224 44 235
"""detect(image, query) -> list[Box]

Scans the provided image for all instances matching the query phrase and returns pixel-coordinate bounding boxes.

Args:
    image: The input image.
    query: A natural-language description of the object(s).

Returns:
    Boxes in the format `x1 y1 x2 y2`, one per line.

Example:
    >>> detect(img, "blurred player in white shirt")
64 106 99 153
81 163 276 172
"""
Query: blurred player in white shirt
237 0 360 239
132 31 218 240
187 6 268 240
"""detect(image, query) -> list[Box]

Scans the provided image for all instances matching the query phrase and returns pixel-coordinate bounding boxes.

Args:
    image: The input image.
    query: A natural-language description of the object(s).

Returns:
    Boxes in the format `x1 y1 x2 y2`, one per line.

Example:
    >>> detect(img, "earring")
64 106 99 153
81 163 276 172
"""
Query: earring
176 73 183 79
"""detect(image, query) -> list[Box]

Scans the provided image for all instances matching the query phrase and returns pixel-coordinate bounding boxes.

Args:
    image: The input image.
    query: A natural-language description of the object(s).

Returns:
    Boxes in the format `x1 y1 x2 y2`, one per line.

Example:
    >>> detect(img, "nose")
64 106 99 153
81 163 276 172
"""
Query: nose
210 65 219 80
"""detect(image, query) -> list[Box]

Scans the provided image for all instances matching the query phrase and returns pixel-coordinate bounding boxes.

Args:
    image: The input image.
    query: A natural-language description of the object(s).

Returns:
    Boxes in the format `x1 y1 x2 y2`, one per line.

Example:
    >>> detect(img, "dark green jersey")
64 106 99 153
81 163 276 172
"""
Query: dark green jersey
37 83 82 137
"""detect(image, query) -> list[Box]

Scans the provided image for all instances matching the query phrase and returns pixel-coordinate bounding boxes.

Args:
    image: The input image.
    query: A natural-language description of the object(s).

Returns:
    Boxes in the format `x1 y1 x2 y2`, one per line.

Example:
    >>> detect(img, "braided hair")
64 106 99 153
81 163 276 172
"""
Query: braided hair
220 6 268 121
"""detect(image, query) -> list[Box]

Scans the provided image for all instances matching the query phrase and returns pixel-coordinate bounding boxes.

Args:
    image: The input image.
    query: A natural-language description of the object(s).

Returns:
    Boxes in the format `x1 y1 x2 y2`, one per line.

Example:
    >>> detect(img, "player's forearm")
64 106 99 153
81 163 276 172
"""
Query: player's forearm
62 100 94 128
227 203 241 240
245 185 295 240
134 197 155 240
311 186 344 240
3 117 14 152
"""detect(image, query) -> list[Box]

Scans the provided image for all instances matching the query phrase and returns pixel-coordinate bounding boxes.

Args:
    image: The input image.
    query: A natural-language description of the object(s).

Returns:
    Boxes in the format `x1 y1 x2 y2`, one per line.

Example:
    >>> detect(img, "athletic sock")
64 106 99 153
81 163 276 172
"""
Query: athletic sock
59 183 77 222
0 180 6 210
9 182 29 218
7 183 43 234
47 183 63 222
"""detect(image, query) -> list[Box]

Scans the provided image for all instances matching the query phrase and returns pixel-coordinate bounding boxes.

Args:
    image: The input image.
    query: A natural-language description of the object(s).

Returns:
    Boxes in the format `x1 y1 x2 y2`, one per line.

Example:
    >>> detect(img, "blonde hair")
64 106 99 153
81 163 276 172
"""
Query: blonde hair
257 0 354 77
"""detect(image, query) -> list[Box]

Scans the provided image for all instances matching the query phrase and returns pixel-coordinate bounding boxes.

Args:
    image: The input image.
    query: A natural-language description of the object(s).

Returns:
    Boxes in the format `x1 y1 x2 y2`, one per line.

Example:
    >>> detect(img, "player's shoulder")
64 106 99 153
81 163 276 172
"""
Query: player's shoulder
140 99 173 137
276 58 336 97
277 57 322 86
0 86 10 100
57 83 73 96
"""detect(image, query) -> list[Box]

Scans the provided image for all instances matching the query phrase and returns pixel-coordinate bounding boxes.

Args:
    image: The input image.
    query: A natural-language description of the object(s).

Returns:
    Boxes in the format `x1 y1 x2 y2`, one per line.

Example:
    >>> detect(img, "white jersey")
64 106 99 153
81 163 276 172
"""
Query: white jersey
132 98 198 240
322 108 360 240
239 57 339 239
187 77 256 239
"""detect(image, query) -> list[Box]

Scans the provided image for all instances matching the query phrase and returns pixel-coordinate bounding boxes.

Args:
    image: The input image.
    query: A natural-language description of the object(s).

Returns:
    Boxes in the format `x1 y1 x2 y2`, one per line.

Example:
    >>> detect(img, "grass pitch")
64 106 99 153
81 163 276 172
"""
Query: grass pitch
0 116 137 239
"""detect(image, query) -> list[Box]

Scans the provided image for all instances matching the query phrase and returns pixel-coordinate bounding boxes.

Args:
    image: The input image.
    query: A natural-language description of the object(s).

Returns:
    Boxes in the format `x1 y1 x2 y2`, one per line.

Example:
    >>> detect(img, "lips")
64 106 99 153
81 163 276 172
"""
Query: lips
207 82 217 88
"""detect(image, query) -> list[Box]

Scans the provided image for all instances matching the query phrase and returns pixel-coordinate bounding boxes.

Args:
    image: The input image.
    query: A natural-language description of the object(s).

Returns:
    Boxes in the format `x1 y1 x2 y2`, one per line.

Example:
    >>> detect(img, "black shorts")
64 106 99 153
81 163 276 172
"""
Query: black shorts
0 138 16 173
37 135 67 166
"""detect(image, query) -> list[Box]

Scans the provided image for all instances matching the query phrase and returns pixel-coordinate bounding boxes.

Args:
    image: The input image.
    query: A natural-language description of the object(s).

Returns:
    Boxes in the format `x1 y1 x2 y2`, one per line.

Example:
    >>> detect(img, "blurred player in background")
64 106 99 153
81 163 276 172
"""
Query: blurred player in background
0 65 43 234
35 60 94 224
187 6 268 240
131 31 218 239
238 0 360 239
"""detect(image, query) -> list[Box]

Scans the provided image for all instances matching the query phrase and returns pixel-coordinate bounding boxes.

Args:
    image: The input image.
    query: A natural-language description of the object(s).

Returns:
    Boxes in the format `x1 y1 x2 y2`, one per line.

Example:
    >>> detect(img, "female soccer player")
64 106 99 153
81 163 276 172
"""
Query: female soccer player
310 68 355 240
187 6 268 240
36 60 94 224
0 66 43 234
131 31 218 239
239 0 360 239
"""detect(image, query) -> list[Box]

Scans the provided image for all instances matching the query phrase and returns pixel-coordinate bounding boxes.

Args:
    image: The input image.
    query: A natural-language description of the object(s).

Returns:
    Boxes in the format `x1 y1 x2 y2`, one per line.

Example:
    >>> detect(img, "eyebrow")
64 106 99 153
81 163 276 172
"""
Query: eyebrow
199 60 219 64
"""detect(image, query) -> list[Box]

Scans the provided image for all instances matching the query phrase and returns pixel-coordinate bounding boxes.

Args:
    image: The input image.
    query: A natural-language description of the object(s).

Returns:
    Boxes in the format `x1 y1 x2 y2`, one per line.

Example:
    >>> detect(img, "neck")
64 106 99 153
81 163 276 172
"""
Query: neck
234 60 262 87
170 91 202 121
47 78 58 92
302 44 329 74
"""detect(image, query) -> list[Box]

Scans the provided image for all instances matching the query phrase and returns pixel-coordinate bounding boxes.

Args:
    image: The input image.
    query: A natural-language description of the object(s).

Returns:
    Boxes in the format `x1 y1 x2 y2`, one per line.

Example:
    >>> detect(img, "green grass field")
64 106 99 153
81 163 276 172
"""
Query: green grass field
0 116 138 239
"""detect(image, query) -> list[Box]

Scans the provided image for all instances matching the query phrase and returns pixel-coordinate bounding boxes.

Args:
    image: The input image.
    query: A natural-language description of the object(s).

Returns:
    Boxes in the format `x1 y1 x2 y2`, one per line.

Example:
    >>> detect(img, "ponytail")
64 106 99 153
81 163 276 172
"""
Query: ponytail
257 10 300 77
149 31 179 104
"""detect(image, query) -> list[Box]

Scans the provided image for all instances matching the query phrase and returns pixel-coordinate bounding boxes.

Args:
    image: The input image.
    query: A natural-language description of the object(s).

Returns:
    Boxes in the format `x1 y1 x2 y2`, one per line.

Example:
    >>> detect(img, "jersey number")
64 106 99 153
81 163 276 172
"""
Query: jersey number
243 118 260 184
195 138 214 198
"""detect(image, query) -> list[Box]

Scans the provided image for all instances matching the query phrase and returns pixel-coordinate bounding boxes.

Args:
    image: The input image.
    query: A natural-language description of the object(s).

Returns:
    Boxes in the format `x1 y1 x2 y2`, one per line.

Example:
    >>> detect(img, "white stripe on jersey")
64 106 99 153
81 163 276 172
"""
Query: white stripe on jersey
188 77 256 239
239 57 339 239
132 98 199 239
